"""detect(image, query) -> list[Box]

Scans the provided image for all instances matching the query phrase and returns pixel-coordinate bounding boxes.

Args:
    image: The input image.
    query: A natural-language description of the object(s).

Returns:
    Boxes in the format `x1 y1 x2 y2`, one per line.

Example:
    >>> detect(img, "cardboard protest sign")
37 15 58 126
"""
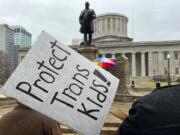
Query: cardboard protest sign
2 31 119 135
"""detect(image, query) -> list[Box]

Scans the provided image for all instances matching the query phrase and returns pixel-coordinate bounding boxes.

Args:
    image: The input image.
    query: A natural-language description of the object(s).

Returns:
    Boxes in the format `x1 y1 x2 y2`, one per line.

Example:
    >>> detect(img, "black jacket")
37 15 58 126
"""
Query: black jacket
117 85 180 135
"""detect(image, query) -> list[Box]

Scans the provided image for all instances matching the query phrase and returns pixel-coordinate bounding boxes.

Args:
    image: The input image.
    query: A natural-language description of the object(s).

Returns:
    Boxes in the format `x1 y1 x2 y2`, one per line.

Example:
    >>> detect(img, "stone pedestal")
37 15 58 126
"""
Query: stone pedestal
107 56 133 102
77 46 98 61
77 47 132 102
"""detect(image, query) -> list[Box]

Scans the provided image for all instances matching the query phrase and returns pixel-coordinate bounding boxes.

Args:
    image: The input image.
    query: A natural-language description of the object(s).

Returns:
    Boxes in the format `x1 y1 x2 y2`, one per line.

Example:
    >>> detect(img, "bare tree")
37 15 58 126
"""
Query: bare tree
0 51 11 80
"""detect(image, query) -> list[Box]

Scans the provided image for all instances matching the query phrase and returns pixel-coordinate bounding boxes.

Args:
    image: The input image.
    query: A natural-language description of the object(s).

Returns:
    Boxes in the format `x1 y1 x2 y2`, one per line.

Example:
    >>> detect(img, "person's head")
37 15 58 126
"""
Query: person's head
85 1 90 9
16 101 32 110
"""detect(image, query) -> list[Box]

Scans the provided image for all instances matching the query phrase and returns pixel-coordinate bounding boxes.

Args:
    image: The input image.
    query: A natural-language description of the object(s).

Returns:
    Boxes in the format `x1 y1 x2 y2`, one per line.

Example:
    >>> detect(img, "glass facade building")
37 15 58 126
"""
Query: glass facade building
0 24 18 72
14 26 31 48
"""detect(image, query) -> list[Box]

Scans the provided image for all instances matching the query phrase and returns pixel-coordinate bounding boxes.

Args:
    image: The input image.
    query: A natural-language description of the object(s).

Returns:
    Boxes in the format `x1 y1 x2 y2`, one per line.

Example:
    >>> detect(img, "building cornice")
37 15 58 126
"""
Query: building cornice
97 13 128 21
93 35 133 42
96 40 180 48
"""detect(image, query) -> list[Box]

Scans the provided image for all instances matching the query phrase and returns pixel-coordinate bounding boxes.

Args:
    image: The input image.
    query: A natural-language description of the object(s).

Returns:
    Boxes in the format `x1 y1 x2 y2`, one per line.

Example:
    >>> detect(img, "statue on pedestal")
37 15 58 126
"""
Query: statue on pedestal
79 2 96 46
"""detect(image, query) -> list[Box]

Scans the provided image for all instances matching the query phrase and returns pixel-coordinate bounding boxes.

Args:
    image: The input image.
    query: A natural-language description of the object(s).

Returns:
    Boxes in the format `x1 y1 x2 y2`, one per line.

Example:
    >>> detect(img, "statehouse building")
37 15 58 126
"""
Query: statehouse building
18 13 180 80
71 13 180 80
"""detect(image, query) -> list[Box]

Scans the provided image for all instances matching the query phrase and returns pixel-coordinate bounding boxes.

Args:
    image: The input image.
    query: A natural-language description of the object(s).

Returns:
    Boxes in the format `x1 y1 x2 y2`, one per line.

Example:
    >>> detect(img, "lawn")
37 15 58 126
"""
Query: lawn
137 81 179 89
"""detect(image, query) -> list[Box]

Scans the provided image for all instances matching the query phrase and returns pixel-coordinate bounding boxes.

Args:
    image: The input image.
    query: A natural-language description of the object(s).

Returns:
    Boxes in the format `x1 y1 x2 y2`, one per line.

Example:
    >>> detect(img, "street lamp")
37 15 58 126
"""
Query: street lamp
167 54 171 86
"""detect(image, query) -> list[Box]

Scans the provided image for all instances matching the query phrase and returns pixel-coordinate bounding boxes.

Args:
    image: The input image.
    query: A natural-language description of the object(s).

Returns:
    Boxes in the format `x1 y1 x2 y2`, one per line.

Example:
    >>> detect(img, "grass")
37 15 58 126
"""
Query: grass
137 81 179 89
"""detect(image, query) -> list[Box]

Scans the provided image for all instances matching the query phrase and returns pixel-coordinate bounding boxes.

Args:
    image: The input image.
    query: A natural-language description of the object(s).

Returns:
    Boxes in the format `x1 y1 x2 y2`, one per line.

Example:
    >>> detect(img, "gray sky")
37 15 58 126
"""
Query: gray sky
0 0 180 45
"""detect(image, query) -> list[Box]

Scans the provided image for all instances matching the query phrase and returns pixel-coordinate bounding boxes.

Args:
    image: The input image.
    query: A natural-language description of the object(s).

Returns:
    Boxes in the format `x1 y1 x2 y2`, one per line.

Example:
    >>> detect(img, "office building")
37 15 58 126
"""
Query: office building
14 26 32 48
0 24 18 73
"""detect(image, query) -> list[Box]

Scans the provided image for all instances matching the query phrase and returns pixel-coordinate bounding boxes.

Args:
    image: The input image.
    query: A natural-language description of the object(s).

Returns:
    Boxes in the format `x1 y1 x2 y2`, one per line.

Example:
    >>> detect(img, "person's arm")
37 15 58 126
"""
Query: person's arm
116 101 144 135
79 11 84 24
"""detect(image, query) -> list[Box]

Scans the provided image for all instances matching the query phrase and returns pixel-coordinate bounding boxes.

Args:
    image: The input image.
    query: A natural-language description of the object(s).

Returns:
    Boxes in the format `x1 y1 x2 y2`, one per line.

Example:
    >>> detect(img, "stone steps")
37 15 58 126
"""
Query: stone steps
0 97 123 135
61 122 121 135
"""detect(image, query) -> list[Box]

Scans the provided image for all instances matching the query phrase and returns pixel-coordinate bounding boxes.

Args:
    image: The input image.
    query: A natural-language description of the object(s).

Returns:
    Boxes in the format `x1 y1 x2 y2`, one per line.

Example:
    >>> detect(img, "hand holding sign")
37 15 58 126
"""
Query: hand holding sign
2 32 119 135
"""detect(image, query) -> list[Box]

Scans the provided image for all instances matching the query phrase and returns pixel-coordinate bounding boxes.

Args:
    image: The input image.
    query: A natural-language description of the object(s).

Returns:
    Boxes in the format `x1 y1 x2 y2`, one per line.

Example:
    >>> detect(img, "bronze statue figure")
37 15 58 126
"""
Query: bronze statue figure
79 2 96 46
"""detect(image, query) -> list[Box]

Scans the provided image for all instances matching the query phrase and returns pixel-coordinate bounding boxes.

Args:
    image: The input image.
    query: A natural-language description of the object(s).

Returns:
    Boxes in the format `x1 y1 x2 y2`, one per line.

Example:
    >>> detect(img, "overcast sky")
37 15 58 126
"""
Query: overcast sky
0 0 180 45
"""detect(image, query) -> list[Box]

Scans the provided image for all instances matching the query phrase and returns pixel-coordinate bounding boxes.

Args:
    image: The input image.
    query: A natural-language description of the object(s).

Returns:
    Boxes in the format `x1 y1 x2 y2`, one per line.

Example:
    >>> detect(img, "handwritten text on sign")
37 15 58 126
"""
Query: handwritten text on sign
2 32 119 135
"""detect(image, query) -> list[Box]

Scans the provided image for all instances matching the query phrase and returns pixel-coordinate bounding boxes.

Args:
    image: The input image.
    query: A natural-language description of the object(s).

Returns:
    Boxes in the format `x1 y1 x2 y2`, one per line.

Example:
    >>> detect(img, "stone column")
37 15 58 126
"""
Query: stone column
120 19 123 36
110 18 113 34
106 56 132 102
118 18 120 36
99 19 103 36
97 19 100 34
148 52 153 76
77 47 98 61
123 20 125 37
96 53 99 59
112 54 116 59
102 53 106 58
121 53 124 57
115 18 118 34
97 20 100 34
125 21 127 36
132 52 136 77
169 51 174 75
104 18 107 34
141 52 146 77
120 19 121 36
122 53 127 59
158 51 163 75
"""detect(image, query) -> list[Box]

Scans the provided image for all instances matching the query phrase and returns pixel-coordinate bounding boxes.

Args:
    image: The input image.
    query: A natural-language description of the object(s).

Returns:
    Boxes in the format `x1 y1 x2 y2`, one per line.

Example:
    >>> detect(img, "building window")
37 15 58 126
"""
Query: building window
164 52 168 60
102 19 105 32
108 18 110 31
122 20 124 33
98 54 102 58
118 18 120 32
16 28 20 33
174 51 179 60
115 53 121 58
113 18 115 31
97 20 100 32
175 67 179 74
106 53 112 58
